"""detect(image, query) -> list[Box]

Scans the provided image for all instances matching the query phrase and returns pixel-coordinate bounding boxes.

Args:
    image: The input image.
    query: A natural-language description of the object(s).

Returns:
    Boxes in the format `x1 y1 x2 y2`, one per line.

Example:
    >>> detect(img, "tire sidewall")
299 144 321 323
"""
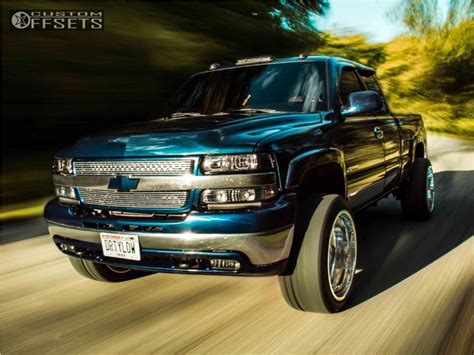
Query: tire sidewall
308 196 356 312
287 194 357 313
69 256 144 282
401 158 434 220
95 262 138 282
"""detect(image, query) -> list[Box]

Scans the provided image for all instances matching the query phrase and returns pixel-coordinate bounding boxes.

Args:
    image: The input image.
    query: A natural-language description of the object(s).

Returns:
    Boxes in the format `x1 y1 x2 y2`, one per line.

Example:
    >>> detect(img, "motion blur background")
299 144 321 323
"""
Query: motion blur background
1 0 473 223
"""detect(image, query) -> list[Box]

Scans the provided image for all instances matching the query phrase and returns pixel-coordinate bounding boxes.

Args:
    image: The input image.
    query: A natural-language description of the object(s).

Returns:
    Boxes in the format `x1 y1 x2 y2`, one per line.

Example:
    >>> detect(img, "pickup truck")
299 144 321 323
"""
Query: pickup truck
45 55 435 313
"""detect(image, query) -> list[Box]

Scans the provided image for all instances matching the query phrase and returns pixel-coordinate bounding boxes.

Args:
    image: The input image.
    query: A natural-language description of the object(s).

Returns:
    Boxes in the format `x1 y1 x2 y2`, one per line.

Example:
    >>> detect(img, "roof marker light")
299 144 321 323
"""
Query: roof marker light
209 63 220 70
235 56 274 65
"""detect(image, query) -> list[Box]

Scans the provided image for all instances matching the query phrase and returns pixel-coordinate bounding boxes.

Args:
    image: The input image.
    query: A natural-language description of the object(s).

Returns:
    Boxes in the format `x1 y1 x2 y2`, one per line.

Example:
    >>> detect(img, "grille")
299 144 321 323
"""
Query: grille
78 189 190 209
74 160 194 176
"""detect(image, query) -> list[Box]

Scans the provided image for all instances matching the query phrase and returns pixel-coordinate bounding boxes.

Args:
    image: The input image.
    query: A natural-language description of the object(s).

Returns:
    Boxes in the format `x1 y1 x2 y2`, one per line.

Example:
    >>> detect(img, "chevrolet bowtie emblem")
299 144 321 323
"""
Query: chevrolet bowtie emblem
108 176 140 192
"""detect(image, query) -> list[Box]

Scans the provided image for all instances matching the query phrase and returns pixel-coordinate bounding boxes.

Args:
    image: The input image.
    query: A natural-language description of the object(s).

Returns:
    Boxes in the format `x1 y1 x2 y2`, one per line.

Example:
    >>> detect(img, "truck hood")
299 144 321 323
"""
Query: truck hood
58 113 323 158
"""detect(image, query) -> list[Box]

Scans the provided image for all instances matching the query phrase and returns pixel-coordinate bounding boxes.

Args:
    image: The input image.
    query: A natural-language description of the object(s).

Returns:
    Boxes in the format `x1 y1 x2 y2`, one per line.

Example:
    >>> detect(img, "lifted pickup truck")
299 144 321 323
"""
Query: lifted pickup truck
45 55 435 313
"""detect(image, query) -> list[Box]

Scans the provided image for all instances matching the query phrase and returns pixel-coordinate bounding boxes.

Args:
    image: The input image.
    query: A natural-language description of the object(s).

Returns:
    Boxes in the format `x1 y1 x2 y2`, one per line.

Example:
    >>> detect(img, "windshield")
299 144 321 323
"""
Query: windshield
165 61 327 116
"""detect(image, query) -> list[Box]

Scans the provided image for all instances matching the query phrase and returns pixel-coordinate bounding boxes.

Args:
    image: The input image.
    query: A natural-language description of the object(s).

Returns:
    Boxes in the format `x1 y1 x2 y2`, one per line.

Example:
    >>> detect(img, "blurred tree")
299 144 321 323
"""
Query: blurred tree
378 0 473 137
445 0 473 27
268 0 329 32
394 0 439 35
385 0 473 95
314 33 386 68
1 1 330 153
391 0 473 34
1 1 329 208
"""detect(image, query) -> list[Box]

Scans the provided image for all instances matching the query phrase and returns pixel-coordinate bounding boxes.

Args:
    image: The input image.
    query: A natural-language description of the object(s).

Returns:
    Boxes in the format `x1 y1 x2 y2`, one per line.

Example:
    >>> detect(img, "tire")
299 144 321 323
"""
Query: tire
279 194 357 313
68 257 146 282
401 158 435 220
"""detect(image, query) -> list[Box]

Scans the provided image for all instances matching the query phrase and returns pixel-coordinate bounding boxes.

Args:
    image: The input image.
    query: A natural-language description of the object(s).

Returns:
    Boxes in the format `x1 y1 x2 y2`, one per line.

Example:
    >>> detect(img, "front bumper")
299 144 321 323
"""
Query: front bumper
45 194 296 275
49 222 293 266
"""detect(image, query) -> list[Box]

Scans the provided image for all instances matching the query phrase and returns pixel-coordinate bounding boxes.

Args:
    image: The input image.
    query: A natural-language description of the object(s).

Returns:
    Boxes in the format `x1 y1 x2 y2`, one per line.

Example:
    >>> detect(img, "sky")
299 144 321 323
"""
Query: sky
316 0 451 43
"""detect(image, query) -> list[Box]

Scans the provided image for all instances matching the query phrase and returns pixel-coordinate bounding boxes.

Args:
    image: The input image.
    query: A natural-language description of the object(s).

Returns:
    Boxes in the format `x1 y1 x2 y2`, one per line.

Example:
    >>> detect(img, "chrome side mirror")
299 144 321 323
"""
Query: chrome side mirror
342 91 383 116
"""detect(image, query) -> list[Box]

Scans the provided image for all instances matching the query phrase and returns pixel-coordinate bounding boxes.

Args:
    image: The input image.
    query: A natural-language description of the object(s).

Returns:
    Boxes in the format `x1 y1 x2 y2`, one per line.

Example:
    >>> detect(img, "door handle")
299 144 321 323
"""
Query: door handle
374 126 384 139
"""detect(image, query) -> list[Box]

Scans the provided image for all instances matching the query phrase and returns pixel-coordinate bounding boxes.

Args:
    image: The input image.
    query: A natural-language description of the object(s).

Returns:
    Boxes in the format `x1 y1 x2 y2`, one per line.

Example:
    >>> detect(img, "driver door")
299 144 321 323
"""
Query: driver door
331 67 385 209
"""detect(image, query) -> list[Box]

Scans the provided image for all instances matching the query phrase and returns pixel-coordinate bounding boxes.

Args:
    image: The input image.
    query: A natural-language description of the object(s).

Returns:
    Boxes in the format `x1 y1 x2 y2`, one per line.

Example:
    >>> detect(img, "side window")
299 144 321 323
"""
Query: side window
339 69 363 106
362 75 381 94
362 74 388 113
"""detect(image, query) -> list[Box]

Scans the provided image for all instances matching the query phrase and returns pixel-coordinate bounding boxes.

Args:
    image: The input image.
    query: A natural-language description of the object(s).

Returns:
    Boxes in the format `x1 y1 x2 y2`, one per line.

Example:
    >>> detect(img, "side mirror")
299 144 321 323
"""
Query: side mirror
341 91 382 116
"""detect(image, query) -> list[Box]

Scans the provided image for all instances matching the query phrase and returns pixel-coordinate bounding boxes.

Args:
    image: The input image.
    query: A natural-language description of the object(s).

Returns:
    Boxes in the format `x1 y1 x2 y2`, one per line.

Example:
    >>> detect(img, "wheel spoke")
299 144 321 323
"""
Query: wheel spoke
426 166 435 212
327 210 357 301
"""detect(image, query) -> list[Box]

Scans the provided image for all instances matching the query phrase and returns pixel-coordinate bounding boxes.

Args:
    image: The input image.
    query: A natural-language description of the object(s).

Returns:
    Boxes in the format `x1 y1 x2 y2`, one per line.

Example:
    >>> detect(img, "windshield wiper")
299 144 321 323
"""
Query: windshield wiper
228 108 286 114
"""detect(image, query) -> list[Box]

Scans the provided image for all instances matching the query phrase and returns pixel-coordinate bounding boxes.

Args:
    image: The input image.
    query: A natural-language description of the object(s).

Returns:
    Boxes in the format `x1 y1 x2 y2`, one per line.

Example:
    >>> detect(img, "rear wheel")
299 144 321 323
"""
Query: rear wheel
68 257 146 282
401 158 435 220
279 194 357 313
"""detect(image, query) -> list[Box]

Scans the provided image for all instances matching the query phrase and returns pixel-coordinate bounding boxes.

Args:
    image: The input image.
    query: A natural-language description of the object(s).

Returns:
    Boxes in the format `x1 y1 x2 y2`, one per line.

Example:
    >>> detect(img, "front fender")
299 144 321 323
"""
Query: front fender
285 148 346 192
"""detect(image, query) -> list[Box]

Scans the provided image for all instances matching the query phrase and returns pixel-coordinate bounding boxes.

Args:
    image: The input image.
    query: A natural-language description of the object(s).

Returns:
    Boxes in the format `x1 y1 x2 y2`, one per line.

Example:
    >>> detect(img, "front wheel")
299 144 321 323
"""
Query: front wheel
68 257 147 282
279 194 357 313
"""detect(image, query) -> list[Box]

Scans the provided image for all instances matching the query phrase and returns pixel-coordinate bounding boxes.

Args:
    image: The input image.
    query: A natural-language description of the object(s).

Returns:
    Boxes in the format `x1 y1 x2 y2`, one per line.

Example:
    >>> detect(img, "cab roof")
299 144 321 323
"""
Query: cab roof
201 55 375 75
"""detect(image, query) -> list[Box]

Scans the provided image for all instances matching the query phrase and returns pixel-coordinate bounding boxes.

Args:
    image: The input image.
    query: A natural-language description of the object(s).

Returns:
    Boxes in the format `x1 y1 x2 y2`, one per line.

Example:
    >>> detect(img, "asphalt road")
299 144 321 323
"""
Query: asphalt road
1 135 473 354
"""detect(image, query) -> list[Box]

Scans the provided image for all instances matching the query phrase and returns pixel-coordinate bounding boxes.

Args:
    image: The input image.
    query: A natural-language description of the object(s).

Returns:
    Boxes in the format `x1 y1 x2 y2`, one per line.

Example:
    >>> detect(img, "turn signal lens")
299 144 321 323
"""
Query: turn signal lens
55 185 79 205
54 186 76 199
201 185 277 204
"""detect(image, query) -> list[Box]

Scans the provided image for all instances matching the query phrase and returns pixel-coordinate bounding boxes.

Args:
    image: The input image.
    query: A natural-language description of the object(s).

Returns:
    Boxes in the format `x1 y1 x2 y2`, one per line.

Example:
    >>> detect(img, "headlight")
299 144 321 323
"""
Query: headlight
201 153 274 174
53 157 73 175
201 185 277 204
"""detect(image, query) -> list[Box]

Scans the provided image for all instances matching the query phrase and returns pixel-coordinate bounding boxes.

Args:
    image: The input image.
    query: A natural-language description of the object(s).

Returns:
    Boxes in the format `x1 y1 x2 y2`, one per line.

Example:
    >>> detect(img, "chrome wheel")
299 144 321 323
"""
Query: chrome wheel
426 166 435 212
327 210 357 301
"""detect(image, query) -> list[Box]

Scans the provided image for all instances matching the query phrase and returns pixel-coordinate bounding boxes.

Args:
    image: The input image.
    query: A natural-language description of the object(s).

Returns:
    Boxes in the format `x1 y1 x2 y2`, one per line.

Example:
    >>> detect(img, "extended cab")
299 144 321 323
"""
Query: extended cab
45 56 435 313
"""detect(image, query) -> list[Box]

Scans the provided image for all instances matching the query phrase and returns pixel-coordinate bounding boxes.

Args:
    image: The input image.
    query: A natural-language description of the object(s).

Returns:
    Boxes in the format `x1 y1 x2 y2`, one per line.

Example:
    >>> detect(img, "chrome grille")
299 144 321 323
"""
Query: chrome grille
78 189 189 209
74 160 194 176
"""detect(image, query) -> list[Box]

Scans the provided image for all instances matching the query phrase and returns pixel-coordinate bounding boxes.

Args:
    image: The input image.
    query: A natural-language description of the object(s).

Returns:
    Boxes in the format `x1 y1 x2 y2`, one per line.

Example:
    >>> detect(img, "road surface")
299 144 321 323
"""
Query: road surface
1 134 473 354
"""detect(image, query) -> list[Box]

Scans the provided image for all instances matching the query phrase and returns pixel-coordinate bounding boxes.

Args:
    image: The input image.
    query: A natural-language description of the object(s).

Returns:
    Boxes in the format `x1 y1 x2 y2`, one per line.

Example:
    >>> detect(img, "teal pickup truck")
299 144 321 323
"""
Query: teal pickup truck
45 55 434 313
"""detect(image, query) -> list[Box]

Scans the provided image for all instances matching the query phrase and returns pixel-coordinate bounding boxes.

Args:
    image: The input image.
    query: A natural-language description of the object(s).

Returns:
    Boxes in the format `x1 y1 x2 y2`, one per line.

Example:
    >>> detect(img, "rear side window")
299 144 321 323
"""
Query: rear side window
339 69 363 106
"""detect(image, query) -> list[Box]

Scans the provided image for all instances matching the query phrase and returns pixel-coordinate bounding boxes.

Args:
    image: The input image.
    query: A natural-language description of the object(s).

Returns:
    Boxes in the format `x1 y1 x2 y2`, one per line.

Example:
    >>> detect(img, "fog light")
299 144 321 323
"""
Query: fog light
60 243 75 252
209 259 241 270
59 243 85 256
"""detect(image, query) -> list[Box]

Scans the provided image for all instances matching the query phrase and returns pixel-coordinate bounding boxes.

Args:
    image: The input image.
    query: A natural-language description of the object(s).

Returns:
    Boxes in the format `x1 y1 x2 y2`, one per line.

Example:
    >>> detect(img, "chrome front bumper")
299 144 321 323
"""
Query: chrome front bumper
47 222 294 265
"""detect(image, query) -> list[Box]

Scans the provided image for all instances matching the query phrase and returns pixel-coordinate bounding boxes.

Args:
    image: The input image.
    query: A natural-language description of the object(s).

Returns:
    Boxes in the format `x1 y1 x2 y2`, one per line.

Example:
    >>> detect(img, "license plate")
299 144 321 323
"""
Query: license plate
100 233 141 261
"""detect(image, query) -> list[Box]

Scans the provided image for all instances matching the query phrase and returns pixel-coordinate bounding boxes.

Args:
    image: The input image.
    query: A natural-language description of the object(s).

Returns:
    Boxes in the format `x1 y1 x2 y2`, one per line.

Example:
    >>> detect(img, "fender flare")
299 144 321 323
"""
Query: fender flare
410 126 427 162
285 147 347 197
